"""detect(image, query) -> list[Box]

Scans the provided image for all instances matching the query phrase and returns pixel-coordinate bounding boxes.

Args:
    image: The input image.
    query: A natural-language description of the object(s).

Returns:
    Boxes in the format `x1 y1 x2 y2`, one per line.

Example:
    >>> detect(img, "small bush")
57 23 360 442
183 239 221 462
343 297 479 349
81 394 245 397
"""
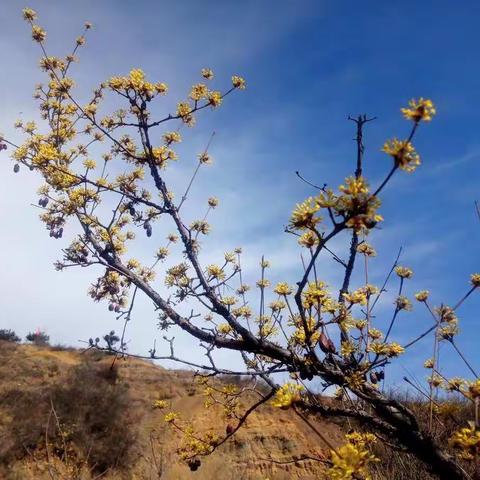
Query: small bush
0 329 20 343
0 359 139 474
49 343 74 352
54 361 138 473
25 330 50 345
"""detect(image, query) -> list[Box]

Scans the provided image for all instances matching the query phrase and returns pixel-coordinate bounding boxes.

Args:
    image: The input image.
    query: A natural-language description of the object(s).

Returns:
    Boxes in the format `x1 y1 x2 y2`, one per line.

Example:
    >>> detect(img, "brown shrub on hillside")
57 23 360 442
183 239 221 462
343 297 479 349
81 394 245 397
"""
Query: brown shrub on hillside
0 358 139 475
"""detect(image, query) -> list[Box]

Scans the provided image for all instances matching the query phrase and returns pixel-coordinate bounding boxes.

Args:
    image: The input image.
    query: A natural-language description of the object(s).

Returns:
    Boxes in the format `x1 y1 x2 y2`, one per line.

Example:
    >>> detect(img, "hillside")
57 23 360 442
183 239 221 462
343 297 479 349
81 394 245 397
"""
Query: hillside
0 341 345 480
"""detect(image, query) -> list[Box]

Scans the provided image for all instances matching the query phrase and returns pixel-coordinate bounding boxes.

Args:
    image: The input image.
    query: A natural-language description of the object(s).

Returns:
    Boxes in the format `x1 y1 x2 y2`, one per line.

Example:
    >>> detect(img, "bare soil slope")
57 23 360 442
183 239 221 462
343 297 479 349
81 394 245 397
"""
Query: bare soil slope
0 341 344 480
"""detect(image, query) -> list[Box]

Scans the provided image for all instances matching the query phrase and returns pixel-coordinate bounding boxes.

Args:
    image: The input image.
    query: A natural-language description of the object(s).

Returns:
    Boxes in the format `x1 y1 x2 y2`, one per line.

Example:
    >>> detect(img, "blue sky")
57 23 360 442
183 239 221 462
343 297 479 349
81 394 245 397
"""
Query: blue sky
0 0 478 391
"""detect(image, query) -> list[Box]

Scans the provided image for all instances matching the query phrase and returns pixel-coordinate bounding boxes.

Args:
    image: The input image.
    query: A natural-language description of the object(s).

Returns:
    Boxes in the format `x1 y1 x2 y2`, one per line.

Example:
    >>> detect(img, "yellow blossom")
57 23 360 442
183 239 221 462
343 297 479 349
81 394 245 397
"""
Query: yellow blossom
468 379 480 399
129 68 145 89
155 82 168 94
201 68 214 80
256 279 270 288
156 247 169 260
289 197 321 230
274 282 292 296
415 290 430 302
341 341 356 357
328 432 378 480
22 8 37 21
356 242 376 256
401 98 436 122
189 83 208 101
206 264 225 280
368 328 383 340
382 139 421 173
208 197 219 208
395 266 413 279
343 289 368 306
217 323 233 335
298 230 319 248
163 131 182 144
470 273 480 287
339 176 369 196
208 91 222 107
31 25 46 42
198 151 213 164
232 75 246 89
152 399 168 409
423 358 434 369
395 295 412 311
271 383 304 409
164 412 178 423
449 426 480 461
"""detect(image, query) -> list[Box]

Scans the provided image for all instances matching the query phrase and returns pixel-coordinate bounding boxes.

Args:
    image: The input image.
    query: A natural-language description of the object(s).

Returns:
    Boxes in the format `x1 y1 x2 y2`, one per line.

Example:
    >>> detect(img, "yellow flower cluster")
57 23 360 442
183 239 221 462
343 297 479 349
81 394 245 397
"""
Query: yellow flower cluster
189 83 209 101
152 399 168 409
382 139 420 173
289 197 321 230
449 425 480 461
217 323 233 335
22 8 37 21
178 428 218 461
298 230 319 248
31 24 46 42
401 98 436 122
357 242 376 256
271 383 304 409
435 305 459 340
289 315 320 347
231 305 253 319
165 263 190 288
343 288 368 306
328 431 378 480
471 273 480 287
206 264 226 281
201 68 214 80
395 266 413 279
274 282 293 296
368 341 405 358
302 281 329 308
395 295 412 311
164 412 178 423
468 379 480 399
341 340 357 357
108 68 168 100
232 75 246 89
415 290 430 302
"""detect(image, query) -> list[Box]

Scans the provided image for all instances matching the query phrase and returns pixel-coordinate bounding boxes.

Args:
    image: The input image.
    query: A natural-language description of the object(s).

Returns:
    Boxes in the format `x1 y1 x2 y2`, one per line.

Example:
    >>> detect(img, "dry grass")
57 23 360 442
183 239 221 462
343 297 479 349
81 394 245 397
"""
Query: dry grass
0 341 344 479
3 341 478 479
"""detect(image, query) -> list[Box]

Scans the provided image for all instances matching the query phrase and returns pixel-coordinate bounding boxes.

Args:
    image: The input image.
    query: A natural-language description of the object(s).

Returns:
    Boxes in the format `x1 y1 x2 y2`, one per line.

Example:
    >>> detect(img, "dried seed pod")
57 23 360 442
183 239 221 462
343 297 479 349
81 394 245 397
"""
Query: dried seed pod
188 459 201 471
319 332 336 354
226 424 234 435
